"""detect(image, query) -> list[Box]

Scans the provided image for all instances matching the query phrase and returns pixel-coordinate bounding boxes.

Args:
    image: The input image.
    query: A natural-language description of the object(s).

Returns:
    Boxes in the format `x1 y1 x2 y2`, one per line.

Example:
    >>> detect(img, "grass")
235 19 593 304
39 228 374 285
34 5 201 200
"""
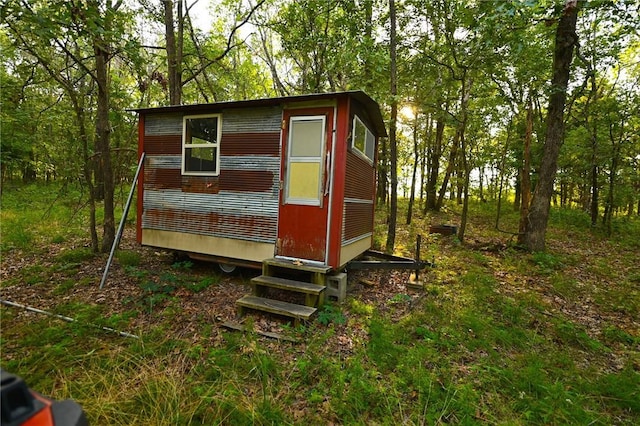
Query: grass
1 182 639 424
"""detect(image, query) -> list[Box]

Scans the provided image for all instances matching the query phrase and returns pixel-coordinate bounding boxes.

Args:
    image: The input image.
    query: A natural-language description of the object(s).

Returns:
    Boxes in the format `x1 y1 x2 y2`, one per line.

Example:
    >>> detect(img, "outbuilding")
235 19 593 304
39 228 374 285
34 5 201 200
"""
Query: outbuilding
134 91 386 274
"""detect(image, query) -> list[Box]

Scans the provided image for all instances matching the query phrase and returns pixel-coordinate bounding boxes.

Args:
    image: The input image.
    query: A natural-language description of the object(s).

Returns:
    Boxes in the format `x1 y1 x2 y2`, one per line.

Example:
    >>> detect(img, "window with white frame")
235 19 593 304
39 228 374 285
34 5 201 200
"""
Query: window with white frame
351 115 375 162
182 114 221 175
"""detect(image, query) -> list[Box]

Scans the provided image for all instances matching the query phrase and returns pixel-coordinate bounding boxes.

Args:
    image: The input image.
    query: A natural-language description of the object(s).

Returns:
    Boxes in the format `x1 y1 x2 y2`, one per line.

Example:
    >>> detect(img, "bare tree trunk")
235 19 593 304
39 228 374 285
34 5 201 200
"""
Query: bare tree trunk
425 117 444 211
436 130 459 211
455 74 472 242
458 133 471 242
164 0 181 105
407 112 419 225
589 72 599 226
522 0 579 251
604 125 622 236
517 99 533 244
95 41 115 253
420 114 432 210
385 0 398 252
73 92 99 252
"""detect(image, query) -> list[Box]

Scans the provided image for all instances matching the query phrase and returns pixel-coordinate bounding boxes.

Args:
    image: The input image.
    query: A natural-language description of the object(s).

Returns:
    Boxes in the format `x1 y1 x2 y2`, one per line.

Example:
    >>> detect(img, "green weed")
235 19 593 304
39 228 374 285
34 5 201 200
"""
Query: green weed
317 304 346 325
532 251 564 274
116 250 141 267
55 248 94 264
1 220 35 251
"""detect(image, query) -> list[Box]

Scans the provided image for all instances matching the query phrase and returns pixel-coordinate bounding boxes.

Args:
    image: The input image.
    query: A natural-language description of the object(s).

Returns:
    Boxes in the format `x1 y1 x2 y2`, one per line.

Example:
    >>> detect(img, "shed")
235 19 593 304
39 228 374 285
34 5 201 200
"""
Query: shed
134 91 386 273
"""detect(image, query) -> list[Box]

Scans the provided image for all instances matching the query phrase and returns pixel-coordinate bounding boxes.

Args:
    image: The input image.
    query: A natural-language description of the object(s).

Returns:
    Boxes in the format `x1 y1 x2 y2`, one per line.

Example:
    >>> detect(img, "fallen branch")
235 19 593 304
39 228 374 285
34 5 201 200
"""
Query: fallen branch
0 299 139 339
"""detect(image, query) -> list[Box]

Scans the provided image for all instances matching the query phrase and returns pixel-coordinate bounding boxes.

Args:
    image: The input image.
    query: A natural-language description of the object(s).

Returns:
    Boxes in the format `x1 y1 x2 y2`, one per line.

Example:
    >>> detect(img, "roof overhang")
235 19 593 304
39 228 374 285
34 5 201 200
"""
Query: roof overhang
131 91 387 137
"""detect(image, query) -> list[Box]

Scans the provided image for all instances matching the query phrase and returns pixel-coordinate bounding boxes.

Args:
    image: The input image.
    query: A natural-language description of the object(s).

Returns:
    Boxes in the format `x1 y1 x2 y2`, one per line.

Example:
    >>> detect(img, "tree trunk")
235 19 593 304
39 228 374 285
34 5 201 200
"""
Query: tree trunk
164 0 181 105
517 99 533 243
71 89 99 253
436 130 460 210
604 126 622 236
406 113 419 225
589 71 599 226
420 114 432 210
425 117 444 211
522 0 579 251
385 0 398 252
455 74 472 242
95 42 115 253
458 132 471 242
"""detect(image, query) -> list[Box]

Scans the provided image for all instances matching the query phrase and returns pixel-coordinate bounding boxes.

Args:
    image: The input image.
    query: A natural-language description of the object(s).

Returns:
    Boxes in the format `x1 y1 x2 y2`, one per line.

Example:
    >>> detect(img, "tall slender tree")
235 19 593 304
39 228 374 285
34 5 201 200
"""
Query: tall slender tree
522 0 580 251
385 0 398 252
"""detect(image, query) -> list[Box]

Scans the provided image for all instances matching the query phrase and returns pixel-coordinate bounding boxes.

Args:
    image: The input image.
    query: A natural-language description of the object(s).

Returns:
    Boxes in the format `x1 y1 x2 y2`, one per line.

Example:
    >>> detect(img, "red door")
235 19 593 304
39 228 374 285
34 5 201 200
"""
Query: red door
277 108 334 263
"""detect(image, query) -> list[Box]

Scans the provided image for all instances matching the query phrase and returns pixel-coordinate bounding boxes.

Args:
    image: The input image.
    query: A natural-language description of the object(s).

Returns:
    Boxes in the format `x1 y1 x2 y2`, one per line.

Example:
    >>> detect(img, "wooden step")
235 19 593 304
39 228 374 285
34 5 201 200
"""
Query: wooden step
236 295 317 324
251 275 326 307
252 275 325 295
263 258 332 274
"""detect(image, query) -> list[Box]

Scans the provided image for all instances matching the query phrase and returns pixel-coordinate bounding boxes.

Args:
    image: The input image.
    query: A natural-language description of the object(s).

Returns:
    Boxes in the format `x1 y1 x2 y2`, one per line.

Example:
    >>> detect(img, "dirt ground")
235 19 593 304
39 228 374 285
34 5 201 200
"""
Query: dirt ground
0 228 423 350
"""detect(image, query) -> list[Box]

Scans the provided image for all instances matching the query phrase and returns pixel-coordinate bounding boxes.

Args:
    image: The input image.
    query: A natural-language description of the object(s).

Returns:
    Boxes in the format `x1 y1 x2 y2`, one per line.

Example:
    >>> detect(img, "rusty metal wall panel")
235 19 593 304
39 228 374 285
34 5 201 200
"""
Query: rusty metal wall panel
145 135 181 155
144 208 277 242
341 200 374 243
222 107 282 133
143 190 278 243
141 108 282 245
345 151 375 200
146 155 181 169
220 132 280 156
145 113 182 136
144 167 182 190
220 170 275 193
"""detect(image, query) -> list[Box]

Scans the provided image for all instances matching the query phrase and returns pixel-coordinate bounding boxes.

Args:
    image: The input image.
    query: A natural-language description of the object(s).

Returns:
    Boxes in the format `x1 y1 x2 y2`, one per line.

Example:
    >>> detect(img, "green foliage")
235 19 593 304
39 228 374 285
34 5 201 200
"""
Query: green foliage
116 250 141 267
55 248 94 264
317 304 346 326
531 251 564 274
171 260 194 270
183 276 220 293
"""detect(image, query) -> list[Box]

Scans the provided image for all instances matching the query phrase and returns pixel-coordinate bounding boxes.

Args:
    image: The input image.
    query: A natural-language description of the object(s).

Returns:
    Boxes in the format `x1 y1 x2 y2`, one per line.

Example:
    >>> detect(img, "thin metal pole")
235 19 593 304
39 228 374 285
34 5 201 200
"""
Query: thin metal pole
0 299 139 339
100 152 145 289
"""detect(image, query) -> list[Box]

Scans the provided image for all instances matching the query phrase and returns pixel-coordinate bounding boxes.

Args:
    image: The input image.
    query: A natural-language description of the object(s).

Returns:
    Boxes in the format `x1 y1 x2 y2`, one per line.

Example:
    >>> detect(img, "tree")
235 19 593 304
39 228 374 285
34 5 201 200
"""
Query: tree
385 0 398 252
3 0 137 252
522 0 580 252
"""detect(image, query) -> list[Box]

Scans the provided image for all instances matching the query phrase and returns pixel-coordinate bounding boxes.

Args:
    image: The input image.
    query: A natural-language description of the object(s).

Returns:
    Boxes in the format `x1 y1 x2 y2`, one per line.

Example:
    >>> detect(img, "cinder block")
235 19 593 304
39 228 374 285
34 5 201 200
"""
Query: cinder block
326 272 348 302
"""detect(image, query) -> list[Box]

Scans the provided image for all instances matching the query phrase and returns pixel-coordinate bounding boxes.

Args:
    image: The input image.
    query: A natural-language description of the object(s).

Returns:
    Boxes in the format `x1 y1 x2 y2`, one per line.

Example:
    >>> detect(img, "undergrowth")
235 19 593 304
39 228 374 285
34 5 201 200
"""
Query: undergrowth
1 183 639 424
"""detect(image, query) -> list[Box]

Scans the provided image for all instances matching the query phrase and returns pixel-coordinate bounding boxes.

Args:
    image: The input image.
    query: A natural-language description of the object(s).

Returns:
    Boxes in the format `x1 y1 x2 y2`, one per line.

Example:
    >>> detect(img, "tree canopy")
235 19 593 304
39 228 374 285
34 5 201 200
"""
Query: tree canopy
1 0 638 251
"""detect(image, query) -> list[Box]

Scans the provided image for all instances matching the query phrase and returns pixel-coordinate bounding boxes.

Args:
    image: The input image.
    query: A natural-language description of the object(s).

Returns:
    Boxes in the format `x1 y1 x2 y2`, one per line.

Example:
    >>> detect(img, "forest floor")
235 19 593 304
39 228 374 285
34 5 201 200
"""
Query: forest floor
1 183 639 424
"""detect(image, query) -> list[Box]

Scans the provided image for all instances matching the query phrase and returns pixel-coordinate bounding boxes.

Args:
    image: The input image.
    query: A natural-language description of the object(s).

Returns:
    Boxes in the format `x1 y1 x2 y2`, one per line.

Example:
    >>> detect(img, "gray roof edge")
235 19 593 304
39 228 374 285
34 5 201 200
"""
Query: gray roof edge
130 90 387 137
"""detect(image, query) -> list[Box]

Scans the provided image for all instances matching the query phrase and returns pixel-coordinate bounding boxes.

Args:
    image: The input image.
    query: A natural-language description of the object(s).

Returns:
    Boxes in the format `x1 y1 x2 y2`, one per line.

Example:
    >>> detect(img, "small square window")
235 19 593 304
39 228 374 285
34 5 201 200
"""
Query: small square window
351 115 375 163
182 114 221 175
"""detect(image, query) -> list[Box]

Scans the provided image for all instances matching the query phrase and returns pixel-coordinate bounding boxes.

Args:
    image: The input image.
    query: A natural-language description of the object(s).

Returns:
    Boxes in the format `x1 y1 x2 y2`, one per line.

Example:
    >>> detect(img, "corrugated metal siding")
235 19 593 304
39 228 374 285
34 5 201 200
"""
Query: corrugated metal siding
220 133 280 156
145 135 181 155
342 151 375 244
221 107 281 133
145 114 182 136
342 201 374 242
141 108 282 245
345 151 375 199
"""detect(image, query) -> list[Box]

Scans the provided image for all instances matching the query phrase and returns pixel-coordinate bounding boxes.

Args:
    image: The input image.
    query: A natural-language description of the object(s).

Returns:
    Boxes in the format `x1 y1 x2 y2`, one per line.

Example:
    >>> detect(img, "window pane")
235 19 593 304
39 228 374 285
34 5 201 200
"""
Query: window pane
187 117 218 144
352 116 374 162
290 119 323 157
287 162 321 201
365 130 375 160
184 147 217 172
